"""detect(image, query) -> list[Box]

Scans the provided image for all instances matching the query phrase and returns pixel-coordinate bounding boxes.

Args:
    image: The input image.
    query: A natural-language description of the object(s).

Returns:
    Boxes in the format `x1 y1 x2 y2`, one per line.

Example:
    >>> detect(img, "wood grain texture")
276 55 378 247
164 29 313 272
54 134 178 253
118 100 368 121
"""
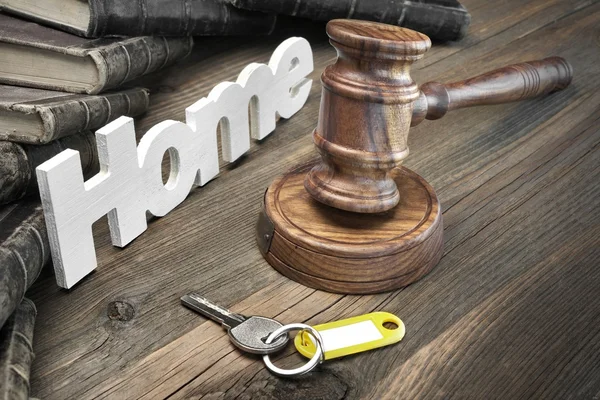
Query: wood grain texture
305 20 431 213
35 37 313 289
306 20 571 214
27 0 600 398
411 56 573 125
263 162 443 293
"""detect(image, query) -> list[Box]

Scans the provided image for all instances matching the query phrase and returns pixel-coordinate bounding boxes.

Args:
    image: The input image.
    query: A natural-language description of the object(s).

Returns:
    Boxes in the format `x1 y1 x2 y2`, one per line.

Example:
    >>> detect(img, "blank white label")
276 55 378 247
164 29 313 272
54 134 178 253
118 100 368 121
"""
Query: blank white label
319 320 383 352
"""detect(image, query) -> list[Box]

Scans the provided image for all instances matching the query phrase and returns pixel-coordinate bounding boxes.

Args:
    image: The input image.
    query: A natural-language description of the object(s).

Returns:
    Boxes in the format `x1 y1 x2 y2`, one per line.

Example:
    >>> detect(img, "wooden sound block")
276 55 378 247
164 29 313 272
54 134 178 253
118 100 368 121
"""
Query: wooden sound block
257 162 444 294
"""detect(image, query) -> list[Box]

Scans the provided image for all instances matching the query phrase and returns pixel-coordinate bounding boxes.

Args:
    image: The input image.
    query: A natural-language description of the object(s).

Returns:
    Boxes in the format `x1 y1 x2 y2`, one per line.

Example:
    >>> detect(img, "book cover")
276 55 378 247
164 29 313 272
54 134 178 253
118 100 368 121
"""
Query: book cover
0 14 194 94
0 0 277 38
0 200 48 329
0 132 99 206
225 0 471 41
0 85 149 143
0 298 36 400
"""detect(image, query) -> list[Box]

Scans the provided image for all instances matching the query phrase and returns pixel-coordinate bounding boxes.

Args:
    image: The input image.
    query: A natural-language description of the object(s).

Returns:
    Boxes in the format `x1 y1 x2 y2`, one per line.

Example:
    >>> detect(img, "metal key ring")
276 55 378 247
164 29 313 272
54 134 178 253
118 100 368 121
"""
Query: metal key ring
263 323 324 377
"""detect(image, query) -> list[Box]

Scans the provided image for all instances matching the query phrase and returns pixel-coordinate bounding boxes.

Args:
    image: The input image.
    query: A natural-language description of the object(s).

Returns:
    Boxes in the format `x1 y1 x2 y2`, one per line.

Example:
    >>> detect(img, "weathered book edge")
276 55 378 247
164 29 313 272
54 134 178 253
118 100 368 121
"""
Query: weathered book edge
1 0 276 37
1 88 150 144
0 3 88 37
225 0 471 41
0 132 99 206
400 1 471 41
88 37 194 94
87 0 277 37
0 201 49 329
0 15 193 95
0 298 37 400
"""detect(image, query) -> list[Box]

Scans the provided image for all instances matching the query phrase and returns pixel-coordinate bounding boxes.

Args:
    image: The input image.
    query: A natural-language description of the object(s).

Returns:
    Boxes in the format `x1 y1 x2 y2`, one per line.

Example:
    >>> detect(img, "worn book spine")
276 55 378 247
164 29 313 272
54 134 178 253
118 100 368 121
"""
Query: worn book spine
0 299 36 400
3 88 149 144
0 200 49 329
0 132 99 206
88 37 193 93
0 14 193 94
87 0 277 37
225 0 471 41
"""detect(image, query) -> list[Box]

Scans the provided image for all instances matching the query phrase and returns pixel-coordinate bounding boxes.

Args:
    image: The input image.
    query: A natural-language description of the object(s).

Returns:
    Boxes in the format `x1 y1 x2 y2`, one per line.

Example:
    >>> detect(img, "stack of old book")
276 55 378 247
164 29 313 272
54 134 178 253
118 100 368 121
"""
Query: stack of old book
0 0 469 397
0 5 195 398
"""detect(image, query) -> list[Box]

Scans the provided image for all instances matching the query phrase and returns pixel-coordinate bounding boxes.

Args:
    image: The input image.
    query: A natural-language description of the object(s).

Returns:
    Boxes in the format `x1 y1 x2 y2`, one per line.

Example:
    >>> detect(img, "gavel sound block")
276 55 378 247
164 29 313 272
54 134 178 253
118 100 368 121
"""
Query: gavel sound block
257 20 573 294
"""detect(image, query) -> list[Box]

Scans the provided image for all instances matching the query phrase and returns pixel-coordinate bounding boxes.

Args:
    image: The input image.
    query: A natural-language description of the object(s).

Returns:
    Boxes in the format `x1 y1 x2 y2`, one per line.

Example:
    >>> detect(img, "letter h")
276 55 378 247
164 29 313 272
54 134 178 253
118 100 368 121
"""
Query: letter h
36 118 147 288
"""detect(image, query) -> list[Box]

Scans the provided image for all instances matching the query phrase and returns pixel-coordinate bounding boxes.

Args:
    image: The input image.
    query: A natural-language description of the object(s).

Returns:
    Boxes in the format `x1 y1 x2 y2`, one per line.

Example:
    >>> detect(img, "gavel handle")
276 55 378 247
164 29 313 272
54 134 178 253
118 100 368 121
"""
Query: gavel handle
411 57 573 127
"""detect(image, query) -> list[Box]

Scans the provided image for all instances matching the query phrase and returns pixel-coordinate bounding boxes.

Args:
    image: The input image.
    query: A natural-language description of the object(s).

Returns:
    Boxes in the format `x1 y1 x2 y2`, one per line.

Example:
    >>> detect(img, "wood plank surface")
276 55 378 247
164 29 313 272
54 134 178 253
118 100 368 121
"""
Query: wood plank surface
27 0 600 398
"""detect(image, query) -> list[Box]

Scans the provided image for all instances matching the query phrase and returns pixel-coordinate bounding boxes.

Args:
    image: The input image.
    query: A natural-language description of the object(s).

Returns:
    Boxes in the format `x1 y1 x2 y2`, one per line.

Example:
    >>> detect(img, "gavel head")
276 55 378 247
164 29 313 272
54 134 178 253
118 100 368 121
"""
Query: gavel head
304 19 431 213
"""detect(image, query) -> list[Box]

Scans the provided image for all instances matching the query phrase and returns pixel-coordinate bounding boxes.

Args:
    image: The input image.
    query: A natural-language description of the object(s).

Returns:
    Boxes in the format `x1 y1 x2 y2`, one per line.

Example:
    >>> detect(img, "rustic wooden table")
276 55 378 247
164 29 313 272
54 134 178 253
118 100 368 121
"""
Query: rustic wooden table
28 0 600 398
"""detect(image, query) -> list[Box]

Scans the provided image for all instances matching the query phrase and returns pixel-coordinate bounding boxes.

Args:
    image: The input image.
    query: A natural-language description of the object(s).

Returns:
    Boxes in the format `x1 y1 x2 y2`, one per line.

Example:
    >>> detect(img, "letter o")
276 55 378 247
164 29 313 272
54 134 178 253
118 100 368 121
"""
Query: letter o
138 120 200 216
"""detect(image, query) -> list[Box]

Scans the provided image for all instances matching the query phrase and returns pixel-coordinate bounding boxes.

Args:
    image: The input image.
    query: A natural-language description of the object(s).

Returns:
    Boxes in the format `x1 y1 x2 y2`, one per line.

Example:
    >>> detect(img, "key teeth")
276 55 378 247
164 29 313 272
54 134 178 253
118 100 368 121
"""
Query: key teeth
181 292 247 328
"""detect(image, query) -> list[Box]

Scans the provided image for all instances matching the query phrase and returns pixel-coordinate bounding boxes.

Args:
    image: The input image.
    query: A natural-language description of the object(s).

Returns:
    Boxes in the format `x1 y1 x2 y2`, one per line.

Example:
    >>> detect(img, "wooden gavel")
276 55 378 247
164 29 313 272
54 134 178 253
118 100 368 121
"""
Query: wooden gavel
304 19 573 213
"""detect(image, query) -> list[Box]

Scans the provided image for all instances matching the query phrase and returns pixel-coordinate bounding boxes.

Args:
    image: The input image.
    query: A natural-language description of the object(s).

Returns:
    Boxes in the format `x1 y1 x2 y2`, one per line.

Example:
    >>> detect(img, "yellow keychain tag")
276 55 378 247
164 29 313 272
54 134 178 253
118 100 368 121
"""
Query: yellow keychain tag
294 312 405 360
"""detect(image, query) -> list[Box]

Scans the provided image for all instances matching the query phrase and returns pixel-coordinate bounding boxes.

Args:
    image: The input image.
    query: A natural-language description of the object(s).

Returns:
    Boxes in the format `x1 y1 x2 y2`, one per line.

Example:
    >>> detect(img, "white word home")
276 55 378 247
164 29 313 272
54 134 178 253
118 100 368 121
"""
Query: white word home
36 37 313 288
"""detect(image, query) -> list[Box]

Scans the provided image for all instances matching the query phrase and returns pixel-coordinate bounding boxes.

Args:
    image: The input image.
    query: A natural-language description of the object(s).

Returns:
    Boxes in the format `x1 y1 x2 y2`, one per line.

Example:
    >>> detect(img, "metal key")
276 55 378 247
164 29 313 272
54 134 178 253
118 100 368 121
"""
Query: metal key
181 293 289 354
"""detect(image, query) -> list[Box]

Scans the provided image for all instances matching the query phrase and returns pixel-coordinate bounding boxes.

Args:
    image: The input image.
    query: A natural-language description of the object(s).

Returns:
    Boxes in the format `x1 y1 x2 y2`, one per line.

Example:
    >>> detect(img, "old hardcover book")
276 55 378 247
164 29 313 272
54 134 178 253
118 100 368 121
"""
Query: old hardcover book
0 14 194 94
0 132 99 206
0 199 48 329
225 0 471 41
0 0 276 38
0 299 36 400
0 85 149 144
